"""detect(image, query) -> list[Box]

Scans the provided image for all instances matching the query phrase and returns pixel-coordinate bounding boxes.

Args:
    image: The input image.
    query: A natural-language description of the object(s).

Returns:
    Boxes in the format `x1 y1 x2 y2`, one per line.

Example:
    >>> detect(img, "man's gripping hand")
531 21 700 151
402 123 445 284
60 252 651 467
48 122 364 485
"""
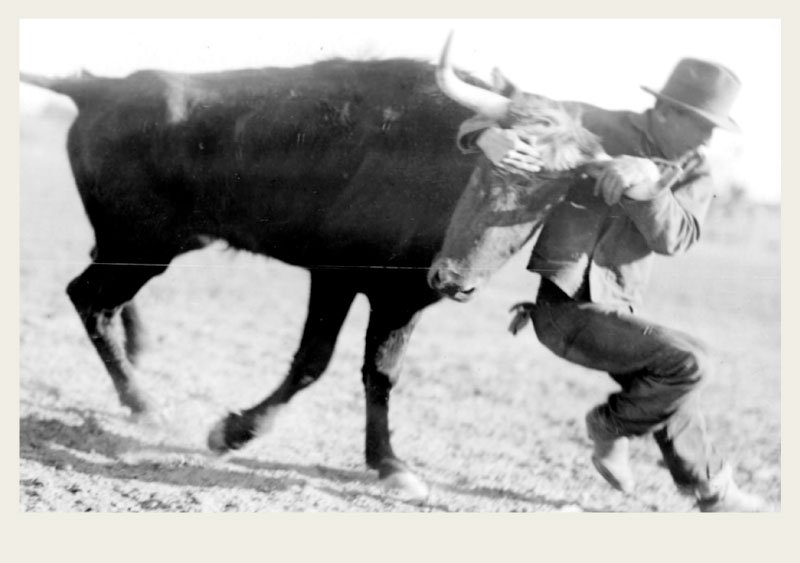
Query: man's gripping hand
476 126 544 174
591 155 664 205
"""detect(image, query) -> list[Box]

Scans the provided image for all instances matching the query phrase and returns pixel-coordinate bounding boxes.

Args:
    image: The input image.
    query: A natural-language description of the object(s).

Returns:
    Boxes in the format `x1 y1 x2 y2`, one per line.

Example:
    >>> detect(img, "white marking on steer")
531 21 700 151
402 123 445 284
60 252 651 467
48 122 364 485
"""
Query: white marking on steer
165 82 188 124
162 74 220 124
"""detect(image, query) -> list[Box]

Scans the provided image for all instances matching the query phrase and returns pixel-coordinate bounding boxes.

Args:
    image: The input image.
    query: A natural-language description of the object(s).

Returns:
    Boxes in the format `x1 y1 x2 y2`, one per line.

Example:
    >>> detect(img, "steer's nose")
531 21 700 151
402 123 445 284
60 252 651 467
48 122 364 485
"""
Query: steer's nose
427 267 444 291
428 260 477 302
427 258 458 290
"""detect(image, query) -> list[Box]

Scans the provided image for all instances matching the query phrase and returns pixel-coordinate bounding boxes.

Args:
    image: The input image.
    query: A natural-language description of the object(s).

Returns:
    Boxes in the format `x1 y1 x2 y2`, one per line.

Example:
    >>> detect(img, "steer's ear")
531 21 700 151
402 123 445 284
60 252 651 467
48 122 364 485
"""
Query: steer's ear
491 67 518 97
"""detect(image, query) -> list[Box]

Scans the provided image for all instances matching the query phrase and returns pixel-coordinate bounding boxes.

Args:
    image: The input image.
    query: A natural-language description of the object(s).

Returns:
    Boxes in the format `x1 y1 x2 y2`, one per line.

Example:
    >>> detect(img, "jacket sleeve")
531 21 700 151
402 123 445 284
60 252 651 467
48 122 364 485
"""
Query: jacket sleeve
619 155 715 255
456 115 497 153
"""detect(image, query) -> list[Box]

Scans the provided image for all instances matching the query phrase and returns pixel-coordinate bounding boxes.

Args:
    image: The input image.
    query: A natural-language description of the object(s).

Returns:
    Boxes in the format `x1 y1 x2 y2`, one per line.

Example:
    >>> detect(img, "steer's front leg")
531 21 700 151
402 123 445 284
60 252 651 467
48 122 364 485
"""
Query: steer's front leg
362 290 430 500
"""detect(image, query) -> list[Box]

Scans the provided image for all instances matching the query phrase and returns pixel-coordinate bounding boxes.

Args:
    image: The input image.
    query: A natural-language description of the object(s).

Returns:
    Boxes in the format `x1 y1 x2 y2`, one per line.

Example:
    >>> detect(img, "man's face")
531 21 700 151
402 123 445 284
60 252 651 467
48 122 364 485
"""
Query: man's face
652 102 716 159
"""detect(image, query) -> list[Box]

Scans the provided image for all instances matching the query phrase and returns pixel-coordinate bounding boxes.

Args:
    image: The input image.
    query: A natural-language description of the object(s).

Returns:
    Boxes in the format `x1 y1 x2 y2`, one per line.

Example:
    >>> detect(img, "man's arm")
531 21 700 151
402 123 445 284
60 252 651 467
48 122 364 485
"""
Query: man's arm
457 116 543 173
618 156 715 255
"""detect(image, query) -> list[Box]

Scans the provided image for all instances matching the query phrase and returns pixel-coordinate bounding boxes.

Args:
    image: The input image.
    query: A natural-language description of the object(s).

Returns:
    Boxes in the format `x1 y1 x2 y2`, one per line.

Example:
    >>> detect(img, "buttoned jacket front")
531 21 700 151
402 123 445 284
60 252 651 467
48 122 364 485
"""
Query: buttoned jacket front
457 104 716 307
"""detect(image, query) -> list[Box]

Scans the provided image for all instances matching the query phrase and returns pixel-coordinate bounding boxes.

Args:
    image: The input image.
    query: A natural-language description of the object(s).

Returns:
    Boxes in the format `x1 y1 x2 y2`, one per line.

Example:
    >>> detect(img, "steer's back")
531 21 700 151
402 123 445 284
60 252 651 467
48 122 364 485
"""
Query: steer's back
64 59 477 268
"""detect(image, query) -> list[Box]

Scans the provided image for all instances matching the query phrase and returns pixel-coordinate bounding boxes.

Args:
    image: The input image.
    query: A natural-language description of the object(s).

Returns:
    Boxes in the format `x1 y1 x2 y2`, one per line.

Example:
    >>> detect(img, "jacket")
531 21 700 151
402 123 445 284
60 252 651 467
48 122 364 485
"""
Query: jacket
457 104 715 307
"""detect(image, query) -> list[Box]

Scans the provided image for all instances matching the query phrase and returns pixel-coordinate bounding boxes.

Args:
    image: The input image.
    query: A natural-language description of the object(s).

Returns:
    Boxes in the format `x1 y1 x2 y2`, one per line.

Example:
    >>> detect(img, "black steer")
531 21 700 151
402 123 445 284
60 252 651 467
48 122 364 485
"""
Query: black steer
21 35 600 495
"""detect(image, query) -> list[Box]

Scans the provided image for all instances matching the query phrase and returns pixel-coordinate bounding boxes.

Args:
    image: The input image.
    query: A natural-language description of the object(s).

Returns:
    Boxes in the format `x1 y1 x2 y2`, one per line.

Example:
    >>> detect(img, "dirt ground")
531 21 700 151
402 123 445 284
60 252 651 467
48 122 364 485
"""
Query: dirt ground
19 109 781 512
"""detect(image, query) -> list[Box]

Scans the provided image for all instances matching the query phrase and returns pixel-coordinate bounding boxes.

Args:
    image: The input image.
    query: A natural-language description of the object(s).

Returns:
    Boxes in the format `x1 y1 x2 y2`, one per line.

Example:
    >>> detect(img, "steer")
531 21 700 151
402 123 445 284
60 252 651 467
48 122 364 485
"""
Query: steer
21 36 601 496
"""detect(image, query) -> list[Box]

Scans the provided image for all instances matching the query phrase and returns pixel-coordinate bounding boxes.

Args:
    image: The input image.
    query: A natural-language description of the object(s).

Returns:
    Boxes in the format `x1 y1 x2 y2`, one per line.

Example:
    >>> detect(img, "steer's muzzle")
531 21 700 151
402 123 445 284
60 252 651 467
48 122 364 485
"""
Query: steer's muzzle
427 258 478 302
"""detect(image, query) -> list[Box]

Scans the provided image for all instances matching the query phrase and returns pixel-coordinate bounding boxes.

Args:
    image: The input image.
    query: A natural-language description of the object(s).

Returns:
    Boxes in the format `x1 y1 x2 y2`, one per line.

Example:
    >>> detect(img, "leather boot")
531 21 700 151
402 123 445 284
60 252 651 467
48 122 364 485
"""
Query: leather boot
586 410 635 493
695 465 767 512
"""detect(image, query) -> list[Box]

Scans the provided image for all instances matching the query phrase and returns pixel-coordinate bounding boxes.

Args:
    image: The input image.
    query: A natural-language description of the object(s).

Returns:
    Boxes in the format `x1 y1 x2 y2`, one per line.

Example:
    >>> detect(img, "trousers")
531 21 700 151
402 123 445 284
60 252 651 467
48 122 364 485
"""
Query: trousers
530 278 725 492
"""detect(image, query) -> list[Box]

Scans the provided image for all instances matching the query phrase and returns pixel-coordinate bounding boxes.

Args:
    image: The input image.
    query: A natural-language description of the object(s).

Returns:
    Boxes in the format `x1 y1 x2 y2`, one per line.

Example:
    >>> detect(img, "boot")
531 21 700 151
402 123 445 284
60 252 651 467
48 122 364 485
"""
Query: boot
586 410 635 494
695 465 767 512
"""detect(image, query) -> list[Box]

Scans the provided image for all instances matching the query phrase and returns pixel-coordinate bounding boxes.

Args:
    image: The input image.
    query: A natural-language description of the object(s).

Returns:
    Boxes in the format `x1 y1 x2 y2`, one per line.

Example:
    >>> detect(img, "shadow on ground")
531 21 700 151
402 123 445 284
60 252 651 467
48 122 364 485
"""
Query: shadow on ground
20 409 618 512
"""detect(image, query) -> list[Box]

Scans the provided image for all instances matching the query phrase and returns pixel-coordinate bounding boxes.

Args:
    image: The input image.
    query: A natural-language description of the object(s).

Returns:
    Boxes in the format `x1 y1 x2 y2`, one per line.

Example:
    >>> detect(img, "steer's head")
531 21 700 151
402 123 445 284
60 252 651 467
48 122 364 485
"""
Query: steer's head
428 34 607 302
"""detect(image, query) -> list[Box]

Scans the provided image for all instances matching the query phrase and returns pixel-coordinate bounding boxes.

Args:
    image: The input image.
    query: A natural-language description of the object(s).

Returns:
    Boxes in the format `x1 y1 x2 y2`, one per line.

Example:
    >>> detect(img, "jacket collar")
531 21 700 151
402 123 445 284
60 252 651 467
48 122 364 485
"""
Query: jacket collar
628 109 702 171
629 110 663 158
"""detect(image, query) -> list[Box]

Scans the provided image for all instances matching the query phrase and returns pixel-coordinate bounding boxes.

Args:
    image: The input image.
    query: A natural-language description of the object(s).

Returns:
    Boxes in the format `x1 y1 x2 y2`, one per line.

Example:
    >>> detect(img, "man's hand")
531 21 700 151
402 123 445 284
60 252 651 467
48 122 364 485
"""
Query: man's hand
476 126 543 174
591 156 663 205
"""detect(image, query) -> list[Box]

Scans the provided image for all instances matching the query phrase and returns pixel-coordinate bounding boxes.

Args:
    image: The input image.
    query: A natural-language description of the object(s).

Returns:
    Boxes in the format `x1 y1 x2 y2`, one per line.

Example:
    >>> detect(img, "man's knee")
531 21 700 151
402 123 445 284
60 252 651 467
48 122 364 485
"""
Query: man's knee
668 338 715 389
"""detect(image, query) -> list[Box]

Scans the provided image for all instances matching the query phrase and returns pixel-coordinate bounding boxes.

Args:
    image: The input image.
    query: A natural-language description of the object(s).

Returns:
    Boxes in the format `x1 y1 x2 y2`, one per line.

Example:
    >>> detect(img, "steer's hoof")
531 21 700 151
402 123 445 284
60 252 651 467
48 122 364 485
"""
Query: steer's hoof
119 386 153 414
207 411 257 454
378 463 430 501
207 417 232 454
119 386 152 415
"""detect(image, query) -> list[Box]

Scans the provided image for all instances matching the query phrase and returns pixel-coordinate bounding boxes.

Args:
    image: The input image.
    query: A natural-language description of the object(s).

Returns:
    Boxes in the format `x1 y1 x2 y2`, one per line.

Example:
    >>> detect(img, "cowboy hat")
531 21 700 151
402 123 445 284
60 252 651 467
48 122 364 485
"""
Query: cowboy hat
642 58 741 132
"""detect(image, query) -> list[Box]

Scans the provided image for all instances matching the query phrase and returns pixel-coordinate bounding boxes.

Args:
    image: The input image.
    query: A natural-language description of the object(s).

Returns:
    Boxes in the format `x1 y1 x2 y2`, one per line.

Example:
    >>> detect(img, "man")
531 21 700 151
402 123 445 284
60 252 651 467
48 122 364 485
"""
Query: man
459 58 766 511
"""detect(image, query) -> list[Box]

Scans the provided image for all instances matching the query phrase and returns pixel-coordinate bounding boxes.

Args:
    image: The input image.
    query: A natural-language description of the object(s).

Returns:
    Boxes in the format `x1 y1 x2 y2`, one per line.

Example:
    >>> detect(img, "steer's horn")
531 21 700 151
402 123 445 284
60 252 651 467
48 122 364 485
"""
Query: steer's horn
436 31 512 121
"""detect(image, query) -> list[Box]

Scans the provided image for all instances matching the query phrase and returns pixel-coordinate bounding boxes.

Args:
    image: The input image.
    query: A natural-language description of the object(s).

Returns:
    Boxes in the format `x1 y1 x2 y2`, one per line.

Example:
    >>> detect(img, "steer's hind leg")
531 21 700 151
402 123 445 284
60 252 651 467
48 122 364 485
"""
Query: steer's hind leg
362 290 429 498
208 271 357 453
67 258 168 413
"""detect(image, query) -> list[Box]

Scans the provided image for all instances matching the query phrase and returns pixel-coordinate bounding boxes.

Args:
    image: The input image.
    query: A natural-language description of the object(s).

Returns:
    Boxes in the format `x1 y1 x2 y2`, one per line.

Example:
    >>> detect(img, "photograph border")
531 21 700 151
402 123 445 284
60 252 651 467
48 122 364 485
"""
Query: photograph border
4 2 795 561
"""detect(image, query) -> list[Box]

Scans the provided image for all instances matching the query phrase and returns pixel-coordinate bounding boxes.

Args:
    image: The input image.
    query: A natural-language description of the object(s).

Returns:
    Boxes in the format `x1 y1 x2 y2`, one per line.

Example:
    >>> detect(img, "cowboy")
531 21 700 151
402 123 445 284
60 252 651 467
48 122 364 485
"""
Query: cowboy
458 58 766 511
